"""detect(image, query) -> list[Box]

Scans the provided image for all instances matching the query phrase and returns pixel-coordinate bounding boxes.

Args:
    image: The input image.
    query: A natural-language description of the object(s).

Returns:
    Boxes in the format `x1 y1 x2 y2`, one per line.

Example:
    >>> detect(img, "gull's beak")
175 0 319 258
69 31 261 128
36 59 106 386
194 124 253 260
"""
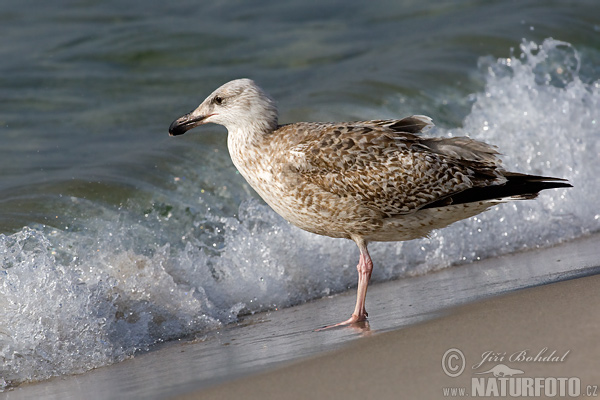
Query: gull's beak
168 109 213 136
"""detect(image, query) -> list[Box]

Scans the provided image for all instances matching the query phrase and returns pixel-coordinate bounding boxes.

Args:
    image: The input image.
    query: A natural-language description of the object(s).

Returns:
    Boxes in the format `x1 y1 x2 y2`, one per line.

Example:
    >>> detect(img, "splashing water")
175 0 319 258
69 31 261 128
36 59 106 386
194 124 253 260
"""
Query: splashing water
1 38 599 390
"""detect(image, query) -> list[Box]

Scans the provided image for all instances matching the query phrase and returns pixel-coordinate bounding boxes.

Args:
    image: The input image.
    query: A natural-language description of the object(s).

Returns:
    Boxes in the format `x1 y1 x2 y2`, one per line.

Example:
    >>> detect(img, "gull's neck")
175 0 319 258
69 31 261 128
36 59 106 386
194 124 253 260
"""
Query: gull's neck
226 124 276 178
224 90 279 177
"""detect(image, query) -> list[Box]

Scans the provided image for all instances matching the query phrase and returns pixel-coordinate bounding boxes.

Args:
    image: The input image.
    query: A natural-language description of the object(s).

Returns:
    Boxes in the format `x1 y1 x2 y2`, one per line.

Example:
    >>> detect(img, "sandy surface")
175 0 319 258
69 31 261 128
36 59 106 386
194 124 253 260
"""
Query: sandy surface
180 274 600 400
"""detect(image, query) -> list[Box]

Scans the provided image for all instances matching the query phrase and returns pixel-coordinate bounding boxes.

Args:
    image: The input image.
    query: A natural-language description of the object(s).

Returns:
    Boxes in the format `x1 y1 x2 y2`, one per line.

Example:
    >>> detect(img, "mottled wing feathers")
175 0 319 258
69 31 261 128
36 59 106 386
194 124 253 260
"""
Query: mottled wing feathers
359 115 434 134
285 116 506 217
420 137 500 167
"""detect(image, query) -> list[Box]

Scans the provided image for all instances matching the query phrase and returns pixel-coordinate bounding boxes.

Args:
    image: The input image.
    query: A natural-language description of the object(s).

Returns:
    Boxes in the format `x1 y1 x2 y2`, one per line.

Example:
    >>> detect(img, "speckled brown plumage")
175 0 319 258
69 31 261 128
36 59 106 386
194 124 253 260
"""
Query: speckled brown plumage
169 78 571 327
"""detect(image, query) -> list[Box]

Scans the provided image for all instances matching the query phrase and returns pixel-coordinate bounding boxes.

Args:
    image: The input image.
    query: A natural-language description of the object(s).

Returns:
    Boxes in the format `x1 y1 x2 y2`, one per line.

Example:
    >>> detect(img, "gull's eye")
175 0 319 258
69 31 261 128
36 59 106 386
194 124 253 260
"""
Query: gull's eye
213 96 223 105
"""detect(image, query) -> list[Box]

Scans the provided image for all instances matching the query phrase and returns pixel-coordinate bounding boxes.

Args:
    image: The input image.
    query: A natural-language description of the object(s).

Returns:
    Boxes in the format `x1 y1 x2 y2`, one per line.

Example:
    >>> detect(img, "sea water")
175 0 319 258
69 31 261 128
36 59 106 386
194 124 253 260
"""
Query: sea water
1 2 600 391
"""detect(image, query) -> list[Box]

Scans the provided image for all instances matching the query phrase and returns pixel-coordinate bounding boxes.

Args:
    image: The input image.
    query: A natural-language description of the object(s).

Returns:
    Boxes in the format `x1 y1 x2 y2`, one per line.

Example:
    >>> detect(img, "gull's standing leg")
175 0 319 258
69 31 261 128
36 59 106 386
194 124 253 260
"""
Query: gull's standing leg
350 237 373 322
317 237 373 330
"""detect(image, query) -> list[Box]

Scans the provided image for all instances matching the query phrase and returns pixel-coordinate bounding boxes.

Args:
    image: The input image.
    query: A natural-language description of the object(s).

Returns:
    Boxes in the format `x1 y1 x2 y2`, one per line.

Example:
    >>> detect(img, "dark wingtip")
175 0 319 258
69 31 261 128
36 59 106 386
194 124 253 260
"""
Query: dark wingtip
553 182 573 189
421 174 572 210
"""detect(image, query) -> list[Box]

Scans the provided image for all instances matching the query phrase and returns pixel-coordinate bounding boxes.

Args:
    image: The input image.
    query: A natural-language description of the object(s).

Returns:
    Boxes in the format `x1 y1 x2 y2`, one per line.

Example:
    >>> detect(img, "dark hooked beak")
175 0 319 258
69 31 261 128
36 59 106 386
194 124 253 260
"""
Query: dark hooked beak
168 112 209 136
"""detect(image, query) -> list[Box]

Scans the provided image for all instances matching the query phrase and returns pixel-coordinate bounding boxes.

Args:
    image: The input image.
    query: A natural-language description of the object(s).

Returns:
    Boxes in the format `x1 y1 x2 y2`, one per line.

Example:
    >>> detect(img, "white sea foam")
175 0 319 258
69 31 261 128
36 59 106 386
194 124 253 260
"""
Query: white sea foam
1 38 599 390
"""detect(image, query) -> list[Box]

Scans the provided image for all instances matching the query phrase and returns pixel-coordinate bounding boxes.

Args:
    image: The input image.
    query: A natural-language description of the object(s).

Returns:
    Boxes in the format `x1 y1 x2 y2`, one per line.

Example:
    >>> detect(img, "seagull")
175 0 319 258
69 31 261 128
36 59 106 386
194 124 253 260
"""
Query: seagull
169 78 571 328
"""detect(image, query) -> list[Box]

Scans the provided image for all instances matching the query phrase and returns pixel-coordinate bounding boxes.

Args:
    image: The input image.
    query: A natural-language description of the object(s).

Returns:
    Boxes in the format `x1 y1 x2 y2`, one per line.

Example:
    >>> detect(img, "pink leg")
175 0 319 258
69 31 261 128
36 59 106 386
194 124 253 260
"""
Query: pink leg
317 238 373 329
352 246 373 319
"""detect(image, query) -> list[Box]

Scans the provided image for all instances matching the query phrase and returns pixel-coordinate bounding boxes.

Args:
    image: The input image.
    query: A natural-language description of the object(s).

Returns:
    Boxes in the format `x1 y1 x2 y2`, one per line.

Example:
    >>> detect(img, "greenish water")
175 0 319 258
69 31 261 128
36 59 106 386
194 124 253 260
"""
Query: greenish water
1 0 599 391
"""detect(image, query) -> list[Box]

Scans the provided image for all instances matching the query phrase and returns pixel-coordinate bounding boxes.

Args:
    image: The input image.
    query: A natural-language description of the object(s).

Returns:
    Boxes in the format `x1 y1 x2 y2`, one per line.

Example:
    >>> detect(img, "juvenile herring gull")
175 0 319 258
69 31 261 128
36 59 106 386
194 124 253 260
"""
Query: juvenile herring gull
169 78 571 327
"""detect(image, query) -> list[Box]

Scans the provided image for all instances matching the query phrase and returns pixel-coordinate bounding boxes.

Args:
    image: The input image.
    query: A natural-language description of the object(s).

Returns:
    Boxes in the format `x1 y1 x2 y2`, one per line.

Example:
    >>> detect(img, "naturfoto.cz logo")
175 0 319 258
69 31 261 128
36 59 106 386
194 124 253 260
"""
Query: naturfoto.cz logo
441 347 598 398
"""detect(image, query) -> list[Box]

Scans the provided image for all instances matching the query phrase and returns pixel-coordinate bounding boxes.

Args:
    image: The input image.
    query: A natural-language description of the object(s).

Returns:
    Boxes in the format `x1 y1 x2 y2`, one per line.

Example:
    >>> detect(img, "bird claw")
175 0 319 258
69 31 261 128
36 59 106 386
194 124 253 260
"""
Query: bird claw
315 313 369 331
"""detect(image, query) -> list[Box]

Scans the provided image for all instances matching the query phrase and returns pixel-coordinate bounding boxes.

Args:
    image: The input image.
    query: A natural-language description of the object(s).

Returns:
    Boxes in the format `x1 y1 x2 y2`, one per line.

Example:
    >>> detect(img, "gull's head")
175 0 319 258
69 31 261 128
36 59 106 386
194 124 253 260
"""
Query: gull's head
169 78 278 136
